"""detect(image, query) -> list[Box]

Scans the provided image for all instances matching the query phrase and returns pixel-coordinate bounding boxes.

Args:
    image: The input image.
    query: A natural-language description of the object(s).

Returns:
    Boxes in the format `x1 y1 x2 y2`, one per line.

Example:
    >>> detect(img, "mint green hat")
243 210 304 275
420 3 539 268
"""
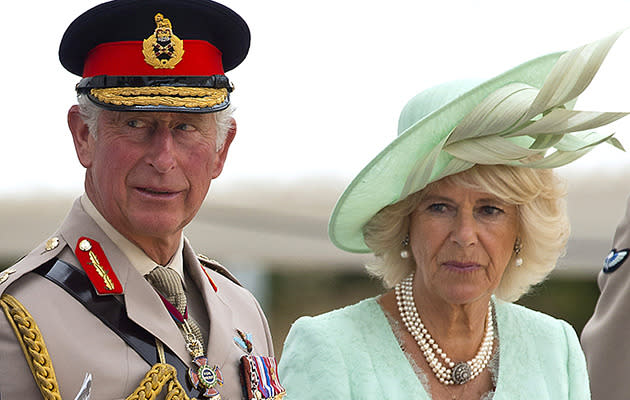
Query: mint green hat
329 31 629 253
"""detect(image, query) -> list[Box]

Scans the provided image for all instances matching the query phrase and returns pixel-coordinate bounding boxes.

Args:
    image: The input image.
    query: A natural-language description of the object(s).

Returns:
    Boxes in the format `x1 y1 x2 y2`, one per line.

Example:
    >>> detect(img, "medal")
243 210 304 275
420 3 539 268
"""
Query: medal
188 356 224 399
235 329 286 400
180 314 224 399
156 292 224 399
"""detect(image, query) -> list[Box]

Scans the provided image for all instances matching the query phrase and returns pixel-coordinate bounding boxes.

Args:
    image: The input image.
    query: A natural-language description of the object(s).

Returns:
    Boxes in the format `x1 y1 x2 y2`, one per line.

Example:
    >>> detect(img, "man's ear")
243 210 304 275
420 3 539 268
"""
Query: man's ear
68 105 95 168
211 117 237 179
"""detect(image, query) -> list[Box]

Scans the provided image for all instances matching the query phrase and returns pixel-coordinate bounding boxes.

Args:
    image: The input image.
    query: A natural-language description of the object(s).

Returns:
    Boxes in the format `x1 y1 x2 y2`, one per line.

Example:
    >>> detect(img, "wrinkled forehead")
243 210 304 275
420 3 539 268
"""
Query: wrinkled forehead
102 109 216 124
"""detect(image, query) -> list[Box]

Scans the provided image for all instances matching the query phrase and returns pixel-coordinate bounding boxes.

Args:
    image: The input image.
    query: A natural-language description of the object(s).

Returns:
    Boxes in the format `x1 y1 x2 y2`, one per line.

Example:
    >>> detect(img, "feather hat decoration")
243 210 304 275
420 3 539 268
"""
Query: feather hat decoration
329 31 630 253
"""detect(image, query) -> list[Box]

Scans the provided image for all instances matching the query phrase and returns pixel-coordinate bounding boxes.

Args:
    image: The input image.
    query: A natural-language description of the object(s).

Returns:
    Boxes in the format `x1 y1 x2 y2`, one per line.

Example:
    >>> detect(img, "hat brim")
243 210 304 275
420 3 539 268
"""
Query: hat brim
328 51 564 253
86 86 230 113
77 74 233 113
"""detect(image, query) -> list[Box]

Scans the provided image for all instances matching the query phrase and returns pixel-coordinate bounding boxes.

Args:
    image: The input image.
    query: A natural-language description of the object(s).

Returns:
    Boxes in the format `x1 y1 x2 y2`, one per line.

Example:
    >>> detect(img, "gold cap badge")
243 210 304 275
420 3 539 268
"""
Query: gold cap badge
142 13 184 69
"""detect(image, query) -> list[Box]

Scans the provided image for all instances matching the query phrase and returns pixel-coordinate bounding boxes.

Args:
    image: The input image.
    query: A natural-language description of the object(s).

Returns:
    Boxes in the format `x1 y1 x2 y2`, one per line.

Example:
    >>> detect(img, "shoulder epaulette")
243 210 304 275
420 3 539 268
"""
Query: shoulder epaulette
196 254 242 287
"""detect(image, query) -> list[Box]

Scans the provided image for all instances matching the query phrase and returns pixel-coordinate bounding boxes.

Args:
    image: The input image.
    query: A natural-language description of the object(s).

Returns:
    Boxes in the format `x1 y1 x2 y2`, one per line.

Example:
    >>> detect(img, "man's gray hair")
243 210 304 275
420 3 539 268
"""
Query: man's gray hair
77 95 233 150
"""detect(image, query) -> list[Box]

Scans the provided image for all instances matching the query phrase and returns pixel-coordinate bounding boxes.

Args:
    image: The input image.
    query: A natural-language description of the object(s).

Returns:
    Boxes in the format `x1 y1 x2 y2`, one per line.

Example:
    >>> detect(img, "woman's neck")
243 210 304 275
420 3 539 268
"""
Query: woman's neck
412 291 491 361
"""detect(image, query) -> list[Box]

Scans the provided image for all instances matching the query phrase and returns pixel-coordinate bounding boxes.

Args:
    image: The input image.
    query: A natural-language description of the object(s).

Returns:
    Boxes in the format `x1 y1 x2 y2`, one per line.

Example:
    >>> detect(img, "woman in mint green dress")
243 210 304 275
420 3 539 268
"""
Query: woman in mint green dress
279 31 629 400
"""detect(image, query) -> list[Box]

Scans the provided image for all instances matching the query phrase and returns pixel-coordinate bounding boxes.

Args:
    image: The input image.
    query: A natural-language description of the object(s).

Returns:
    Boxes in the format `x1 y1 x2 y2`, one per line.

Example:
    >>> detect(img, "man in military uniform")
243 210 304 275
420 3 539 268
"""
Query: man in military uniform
0 1 284 399
582 197 630 400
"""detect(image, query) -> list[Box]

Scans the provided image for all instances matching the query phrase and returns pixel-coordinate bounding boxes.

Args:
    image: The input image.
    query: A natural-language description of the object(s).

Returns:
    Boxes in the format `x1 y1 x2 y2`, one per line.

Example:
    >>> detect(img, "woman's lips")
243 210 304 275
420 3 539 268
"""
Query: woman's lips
442 261 481 271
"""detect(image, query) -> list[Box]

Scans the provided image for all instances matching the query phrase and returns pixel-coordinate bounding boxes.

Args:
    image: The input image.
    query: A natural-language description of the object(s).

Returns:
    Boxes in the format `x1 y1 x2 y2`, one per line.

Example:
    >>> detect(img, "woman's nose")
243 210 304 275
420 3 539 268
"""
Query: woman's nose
451 212 478 248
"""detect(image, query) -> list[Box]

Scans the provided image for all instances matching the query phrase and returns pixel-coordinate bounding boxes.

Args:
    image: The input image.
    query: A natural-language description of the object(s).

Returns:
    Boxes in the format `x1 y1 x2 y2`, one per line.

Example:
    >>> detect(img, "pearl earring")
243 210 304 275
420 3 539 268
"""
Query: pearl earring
513 238 523 267
400 234 410 259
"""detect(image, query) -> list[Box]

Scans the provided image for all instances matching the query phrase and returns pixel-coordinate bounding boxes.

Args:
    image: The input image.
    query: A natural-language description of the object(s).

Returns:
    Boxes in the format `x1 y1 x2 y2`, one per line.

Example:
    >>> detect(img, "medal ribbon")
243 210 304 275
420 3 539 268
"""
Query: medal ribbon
156 291 188 324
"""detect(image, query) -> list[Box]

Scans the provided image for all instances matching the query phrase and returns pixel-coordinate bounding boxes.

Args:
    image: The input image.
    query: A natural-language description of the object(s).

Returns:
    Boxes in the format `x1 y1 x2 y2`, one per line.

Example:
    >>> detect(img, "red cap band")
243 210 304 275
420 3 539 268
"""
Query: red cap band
82 40 224 77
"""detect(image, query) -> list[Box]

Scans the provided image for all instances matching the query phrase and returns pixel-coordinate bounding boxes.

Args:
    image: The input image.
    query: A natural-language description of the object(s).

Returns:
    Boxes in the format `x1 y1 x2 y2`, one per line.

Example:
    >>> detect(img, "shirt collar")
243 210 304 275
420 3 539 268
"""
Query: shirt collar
80 194 185 281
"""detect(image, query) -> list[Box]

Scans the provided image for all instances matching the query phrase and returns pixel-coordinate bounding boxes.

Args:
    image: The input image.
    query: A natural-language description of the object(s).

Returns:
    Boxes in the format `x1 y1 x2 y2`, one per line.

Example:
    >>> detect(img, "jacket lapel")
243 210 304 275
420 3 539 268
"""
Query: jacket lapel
59 199 192 364
123 265 192 363
183 240 236 369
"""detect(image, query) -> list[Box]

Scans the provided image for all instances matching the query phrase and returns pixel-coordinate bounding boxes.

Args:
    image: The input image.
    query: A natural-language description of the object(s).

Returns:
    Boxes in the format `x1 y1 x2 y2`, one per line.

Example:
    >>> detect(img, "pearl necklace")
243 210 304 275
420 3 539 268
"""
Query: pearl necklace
395 274 494 385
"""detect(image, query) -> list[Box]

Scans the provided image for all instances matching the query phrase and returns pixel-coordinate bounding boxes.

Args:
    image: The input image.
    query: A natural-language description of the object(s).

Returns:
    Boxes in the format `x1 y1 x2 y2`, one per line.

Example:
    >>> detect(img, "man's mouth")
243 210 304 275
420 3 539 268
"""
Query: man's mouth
142 188 173 194
136 187 180 197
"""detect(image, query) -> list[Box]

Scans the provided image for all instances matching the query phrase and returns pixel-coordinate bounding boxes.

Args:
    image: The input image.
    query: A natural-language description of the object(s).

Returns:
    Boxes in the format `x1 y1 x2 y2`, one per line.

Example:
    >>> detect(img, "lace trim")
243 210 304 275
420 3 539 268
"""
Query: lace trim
379 297 498 399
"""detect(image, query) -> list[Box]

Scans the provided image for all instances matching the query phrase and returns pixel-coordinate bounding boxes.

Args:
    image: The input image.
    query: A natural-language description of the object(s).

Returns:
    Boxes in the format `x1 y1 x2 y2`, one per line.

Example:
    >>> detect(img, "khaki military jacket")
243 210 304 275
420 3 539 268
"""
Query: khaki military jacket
0 199 274 400
582 195 630 400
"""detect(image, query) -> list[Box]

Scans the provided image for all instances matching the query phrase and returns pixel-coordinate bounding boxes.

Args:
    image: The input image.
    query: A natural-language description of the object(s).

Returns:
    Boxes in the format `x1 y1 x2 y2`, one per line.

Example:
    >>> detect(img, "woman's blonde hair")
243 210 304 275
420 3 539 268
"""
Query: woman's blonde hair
363 164 568 302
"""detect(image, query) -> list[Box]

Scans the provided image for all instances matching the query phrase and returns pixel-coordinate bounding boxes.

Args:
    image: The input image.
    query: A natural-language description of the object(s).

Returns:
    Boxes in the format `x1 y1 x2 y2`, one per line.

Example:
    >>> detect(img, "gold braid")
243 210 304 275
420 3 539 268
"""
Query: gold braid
125 363 194 400
90 87 228 108
0 293 62 400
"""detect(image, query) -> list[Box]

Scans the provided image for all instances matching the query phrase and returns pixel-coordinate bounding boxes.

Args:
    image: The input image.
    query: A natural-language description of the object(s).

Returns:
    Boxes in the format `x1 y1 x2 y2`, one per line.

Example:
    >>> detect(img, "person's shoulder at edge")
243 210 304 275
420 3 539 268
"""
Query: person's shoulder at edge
278 297 383 399
494 298 590 398
0 233 67 296
289 296 381 334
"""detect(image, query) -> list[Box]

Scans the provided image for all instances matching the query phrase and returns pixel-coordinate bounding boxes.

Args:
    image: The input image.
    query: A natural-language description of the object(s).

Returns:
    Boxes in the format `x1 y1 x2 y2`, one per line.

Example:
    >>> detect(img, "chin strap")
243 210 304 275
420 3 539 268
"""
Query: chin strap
1 293 62 400
1 293 196 400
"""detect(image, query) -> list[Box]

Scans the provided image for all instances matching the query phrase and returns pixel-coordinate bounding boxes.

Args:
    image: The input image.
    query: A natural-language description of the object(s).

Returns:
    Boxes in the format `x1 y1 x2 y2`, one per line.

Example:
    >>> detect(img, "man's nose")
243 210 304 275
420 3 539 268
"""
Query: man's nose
146 126 177 173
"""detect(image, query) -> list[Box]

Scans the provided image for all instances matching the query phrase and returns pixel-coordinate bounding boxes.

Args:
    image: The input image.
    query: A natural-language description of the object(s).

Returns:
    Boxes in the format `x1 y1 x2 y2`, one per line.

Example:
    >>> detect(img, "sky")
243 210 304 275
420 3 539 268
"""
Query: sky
2 0 630 196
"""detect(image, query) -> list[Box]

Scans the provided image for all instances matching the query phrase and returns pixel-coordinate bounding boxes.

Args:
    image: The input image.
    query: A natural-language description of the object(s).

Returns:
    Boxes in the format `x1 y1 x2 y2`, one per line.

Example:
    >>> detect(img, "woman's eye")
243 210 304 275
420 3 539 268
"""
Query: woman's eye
479 205 503 216
428 203 448 213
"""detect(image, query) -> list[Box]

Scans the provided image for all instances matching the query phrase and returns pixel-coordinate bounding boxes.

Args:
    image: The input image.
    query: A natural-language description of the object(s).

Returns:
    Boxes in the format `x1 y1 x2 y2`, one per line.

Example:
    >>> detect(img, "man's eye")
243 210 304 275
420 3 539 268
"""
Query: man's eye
176 123 195 131
127 120 145 128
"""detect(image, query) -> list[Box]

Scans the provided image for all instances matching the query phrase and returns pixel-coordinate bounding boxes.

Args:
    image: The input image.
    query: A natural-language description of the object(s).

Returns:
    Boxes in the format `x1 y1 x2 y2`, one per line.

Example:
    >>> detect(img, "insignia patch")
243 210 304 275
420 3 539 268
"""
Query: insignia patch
75 237 123 294
142 13 184 69
603 248 630 274
45 237 60 251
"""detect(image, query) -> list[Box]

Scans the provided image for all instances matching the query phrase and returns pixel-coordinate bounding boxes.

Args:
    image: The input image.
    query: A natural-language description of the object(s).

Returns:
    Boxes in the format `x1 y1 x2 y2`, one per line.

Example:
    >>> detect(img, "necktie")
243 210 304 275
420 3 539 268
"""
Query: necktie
146 266 205 356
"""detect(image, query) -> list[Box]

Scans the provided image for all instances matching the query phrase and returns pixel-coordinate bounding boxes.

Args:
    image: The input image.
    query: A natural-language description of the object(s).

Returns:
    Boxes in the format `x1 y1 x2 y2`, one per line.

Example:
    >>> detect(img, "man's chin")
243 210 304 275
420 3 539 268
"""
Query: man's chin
125 215 187 241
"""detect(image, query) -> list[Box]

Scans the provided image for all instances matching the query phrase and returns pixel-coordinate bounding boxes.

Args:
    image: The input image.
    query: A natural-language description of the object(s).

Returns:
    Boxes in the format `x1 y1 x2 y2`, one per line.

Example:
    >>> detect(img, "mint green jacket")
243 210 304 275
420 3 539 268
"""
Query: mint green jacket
279 298 589 399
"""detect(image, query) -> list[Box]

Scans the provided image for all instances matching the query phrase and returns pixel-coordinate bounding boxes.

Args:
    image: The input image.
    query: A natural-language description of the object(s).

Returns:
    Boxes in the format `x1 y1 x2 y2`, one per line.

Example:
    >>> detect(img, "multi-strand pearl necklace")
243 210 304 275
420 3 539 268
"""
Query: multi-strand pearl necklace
395 274 494 385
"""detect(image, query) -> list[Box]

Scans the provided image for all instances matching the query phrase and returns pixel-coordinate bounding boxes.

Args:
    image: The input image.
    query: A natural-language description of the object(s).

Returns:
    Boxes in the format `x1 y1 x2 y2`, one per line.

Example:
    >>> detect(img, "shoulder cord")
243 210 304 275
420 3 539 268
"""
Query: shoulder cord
0 293 195 400
0 293 62 400
125 363 193 400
